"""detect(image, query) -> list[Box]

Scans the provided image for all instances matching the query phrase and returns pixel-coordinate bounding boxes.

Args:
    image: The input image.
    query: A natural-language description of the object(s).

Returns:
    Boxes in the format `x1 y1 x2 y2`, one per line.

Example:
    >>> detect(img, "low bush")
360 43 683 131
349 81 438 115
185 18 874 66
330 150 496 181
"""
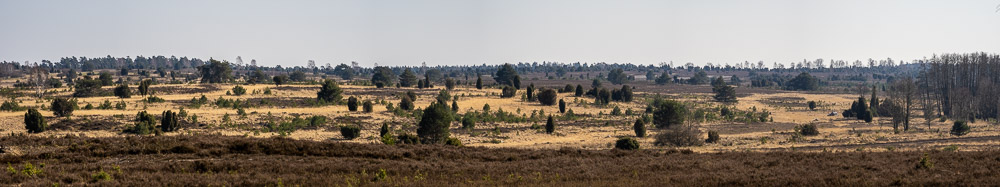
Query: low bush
397 133 420 144
654 125 703 147
24 109 46 133
445 137 463 147
615 138 640 150
798 124 819 136
340 125 361 139
951 121 970 136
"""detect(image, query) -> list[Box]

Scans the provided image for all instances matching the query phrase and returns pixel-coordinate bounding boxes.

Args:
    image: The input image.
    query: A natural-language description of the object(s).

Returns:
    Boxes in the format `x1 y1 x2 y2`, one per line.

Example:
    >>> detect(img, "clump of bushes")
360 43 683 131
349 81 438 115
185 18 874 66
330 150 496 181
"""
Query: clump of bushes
951 121 970 136
340 125 361 139
232 85 246 96
128 111 157 135
537 89 557 105
615 137 640 150
397 133 420 144
797 124 819 136
500 86 517 98
654 125 703 147
362 100 374 113
51 98 77 117
1 100 23 111
161 110 179 132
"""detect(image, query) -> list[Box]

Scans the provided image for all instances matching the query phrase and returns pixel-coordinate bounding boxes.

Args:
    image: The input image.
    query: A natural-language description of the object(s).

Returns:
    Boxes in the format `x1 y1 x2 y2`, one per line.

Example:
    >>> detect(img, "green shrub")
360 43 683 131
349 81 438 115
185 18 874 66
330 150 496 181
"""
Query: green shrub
347 96 359 111
397 133 420 144
232 85 246 96
951 120 970 136
161 110 179 132
309 116 327 127
462 113 476 130
363 100 374 113
500 86 517 98
633 119 646 137
808 101 817 110
381 133 397 145
51 98 77 117
379 123 390 137
128 111 157 135
445 137 463 146
24 109 46 133
545 115 555 134
615 137 640 150
417 102 453 144
706 130 720 143
798 124 820 136
340 125 361 139
537 89 557 105
1 100 23 111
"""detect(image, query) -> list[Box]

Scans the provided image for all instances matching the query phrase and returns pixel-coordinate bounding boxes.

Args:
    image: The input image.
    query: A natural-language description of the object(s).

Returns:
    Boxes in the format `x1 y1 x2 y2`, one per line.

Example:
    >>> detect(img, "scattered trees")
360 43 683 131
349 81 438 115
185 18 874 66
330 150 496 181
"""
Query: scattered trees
272 75 288 87
333 63 354 80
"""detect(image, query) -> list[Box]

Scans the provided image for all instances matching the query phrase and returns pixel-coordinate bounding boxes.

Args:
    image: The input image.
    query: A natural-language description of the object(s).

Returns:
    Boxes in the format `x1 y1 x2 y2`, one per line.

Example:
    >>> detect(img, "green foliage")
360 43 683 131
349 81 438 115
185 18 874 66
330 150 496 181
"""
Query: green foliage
916 153 934 169
347 96 359 111
652 99 688 128
445 137 463 146
398 96 414 111
138 79 153 96
24 109 46 133
462 113 476 130
198 59 233 83
500 86 517 98
687 70 709 85
340 125 361 139
445 78 456 90
309 116 327 127
951 120 970 136
545 115 555 134
475 76 483 89
615 137 640 150
289 71 307 82
417 102 453 144
73 78 104 97
363 100 374 113
144 96 166 103
161 110 179 132
98 71 114 86
537 89 558 105
607 68 626 85
114 84 131 98
128 111 157 135
808 101 817 110
575 85 584 97
495 63 520 87
558 99 566 113
231 85 246 96
399 68 418 87
785 72 820 91
1 100 23 111
379 123 390 137
50 98 77 117
272 75 288 86
633 119 646 137
381 133 397 145
397 133 420 144
371 66 396 88
712 77 737 102
317 79 343 104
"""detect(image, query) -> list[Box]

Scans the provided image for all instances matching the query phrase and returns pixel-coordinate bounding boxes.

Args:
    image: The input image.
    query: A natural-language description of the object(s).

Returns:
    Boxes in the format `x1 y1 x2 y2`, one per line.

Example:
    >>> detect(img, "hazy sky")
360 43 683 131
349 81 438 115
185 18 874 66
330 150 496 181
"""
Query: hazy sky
1 0 998 67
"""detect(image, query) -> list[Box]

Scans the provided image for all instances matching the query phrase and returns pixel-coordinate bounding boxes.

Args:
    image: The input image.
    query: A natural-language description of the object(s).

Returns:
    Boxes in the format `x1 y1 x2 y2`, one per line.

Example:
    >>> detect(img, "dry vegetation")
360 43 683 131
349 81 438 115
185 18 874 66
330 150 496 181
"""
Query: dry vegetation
3 61 1000 185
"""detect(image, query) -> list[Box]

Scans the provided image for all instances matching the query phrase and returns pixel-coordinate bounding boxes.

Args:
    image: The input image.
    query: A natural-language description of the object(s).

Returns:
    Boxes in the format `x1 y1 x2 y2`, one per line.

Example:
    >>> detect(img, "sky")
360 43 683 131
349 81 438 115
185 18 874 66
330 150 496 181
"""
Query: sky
1 0 998 67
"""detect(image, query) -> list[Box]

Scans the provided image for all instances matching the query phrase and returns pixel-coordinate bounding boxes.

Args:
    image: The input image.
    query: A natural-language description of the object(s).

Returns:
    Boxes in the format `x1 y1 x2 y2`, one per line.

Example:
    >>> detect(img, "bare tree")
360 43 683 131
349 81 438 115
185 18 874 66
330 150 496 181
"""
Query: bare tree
29 63 49 98
889 77 916 131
